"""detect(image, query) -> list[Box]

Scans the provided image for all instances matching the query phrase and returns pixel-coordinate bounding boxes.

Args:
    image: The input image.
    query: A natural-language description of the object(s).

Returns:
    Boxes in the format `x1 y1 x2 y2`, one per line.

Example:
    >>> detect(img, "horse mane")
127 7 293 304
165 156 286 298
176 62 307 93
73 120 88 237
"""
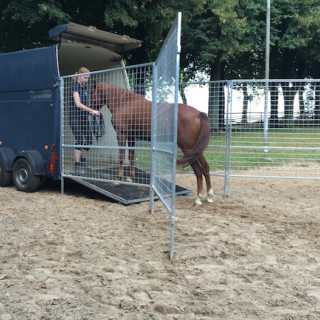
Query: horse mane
96 83 145 99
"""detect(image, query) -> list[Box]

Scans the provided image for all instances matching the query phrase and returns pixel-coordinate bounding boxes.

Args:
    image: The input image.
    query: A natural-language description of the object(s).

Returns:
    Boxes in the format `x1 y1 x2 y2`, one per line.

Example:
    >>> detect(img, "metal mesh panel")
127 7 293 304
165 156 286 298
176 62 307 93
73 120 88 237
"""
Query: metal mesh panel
187 79 320 182
59 13 182 258
226 80 320 179
61 63 153 186
152 14 181 213
151 13 181 259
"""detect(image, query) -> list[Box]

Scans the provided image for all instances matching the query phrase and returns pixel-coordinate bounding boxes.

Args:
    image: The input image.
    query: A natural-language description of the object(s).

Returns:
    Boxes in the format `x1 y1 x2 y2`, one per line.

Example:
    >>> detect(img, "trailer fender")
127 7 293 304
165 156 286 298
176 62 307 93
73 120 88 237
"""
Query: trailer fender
0 147 16 171
15 150 46 176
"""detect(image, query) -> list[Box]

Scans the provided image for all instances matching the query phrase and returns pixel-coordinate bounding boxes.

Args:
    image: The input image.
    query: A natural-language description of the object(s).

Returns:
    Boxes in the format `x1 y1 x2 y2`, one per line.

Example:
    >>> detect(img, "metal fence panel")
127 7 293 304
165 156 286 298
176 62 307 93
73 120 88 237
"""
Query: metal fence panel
186 79 320 191
61 63 153 187
59 13 183 258
151 13 181 259
226 79 320 180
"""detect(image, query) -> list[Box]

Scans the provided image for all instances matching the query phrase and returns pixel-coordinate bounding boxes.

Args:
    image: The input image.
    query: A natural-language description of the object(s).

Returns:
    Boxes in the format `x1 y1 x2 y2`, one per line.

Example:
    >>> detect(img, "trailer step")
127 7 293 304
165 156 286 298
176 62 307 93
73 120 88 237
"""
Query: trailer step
68 176 191 205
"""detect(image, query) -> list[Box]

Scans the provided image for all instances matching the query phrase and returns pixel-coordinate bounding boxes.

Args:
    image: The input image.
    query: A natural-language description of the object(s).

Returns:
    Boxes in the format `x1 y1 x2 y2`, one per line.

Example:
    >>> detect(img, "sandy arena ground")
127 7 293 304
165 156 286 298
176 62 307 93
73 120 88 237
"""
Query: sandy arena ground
0 171 320 320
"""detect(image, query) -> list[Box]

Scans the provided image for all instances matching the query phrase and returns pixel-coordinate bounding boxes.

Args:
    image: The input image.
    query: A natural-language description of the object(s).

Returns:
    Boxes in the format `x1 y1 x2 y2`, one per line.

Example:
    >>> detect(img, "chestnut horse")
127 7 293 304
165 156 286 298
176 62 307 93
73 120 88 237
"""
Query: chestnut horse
91 83 213 205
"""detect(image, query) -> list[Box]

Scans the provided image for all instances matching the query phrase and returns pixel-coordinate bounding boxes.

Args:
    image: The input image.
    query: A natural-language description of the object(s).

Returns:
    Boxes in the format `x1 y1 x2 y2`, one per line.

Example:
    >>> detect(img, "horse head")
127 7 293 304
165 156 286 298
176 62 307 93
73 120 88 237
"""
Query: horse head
91 83 107 110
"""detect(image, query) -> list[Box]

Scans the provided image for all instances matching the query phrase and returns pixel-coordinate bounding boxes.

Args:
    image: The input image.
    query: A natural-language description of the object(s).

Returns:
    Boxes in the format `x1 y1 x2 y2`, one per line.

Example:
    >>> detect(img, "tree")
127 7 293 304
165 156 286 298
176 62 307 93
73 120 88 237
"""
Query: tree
269 0 320 122
0 1 69 52
180 0 257 130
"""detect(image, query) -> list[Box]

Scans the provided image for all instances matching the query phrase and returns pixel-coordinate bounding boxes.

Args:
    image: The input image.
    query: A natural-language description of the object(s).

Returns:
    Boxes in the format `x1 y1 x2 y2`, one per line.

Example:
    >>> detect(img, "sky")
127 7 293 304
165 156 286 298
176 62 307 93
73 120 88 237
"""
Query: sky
184 83 307 122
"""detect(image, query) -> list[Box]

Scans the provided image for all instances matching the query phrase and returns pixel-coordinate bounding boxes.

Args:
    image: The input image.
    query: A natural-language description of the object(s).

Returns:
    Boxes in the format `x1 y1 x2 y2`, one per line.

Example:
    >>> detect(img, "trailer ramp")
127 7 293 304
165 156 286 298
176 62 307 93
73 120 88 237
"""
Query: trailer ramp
67 167 191 205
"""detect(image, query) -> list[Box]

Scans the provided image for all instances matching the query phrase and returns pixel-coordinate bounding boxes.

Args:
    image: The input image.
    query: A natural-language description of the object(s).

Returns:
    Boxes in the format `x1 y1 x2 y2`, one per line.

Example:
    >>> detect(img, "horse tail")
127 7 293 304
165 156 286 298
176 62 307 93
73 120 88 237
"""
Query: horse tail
177 112 210 166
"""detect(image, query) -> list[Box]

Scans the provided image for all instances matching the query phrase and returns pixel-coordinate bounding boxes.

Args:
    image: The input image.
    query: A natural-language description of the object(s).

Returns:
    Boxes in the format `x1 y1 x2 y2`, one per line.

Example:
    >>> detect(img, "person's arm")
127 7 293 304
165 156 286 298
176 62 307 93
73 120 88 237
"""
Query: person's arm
73 92 100 115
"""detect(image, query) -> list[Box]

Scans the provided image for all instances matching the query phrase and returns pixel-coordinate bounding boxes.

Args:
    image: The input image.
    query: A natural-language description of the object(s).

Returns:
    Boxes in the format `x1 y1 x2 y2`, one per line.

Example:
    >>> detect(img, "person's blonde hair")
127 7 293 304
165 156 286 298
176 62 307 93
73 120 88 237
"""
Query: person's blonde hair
77 66 90 74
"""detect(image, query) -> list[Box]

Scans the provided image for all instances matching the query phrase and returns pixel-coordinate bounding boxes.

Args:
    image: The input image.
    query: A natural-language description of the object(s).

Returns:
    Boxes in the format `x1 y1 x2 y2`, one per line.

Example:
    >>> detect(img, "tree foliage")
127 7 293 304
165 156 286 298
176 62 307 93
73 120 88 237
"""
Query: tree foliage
1 0 320 80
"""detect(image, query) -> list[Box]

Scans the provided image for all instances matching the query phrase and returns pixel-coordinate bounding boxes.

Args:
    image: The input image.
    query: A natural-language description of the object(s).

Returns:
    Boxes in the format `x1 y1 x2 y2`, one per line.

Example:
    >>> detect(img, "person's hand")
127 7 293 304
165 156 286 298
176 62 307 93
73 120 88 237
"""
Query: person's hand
91 109 100 116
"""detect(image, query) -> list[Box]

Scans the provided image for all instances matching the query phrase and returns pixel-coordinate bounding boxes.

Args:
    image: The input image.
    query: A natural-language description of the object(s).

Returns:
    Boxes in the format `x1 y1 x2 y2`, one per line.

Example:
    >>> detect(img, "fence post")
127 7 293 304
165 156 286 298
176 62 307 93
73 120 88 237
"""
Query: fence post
60 77 65 195
149 63 158 213
169 11 182 260
263 80 270 153
224 80 233 196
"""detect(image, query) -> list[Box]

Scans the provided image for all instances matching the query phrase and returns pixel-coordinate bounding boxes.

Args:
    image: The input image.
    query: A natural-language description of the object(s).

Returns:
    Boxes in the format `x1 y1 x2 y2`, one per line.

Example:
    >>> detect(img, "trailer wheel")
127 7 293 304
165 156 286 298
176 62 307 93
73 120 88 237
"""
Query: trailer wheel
12 158 41 192
0 159 12 187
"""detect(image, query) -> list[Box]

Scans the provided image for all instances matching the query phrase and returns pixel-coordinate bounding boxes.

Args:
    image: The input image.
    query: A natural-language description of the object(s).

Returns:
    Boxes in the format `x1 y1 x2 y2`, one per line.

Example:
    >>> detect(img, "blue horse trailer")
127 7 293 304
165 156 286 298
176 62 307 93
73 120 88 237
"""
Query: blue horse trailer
0 23 141 192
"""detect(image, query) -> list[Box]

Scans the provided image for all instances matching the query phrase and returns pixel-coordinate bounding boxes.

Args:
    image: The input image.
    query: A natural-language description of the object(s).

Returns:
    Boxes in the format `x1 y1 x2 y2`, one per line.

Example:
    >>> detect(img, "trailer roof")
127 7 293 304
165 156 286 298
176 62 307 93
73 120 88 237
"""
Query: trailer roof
49 22 142 53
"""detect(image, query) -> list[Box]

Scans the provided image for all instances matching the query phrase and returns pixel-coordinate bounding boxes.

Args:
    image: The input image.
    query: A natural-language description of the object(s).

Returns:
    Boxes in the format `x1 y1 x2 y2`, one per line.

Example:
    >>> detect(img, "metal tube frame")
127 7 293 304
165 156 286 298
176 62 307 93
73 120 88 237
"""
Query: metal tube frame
264 0 271 152
60 77 65 194
149 63 158 213
169 11 182 260
224 80 233 195
58 15 182 260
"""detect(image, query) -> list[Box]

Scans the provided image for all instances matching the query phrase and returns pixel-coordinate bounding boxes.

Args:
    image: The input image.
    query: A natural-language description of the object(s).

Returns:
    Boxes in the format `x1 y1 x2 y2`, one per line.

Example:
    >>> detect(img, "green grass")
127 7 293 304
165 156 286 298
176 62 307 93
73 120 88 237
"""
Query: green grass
201 129 320 172
134 128 320 173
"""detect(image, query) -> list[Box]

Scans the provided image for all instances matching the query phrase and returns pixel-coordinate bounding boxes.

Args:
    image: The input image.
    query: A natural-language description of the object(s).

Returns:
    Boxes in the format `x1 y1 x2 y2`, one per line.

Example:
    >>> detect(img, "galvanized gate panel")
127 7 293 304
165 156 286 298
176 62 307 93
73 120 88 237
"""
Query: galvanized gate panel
228 79 320 177
60 64 158 202
151 13 182 259
184 79 320 189
60 60 190 206
222 79 320 194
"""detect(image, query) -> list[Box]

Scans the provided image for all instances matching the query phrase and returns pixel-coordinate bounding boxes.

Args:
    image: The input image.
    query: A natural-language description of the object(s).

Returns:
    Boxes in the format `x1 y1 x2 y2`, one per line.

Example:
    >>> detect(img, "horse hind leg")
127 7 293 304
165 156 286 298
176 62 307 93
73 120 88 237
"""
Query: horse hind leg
117 133 126 180
198 154 214 203
126 139 136 183
118 150 125 179
190 160 204 206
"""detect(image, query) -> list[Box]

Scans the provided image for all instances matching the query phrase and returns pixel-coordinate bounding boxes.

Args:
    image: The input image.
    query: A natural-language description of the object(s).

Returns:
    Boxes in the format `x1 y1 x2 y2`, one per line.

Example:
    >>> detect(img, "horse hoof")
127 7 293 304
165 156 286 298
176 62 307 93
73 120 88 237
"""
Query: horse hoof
207 197 214 203
199 193 207 201
208 189 214 198
207 189 214 203
194 197 202 206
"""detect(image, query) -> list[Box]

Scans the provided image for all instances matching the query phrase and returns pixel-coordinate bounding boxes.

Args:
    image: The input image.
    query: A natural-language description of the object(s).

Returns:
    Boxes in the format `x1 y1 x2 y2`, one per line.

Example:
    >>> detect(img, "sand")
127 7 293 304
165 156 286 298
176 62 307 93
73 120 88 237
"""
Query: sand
0 171 320 320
